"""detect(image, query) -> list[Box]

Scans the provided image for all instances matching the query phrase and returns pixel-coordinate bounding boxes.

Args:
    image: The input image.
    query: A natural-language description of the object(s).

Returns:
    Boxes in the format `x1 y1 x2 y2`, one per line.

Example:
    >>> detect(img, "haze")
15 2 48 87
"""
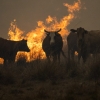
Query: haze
0 0 100 39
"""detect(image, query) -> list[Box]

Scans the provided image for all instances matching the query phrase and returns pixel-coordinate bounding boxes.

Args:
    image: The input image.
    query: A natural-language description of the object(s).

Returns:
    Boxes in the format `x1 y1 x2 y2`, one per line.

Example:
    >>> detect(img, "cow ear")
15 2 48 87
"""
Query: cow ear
70 29 77 32
22 39 25 41
22 39 27 42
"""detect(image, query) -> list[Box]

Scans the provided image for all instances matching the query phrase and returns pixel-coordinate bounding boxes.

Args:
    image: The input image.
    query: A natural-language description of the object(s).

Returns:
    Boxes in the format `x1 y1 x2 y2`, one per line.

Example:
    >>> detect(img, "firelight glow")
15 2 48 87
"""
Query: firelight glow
0 0 81 63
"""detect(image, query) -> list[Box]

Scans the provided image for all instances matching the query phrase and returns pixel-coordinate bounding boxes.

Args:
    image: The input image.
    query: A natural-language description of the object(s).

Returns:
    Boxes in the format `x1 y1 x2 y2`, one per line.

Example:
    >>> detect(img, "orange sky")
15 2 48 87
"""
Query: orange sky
0 0 100 38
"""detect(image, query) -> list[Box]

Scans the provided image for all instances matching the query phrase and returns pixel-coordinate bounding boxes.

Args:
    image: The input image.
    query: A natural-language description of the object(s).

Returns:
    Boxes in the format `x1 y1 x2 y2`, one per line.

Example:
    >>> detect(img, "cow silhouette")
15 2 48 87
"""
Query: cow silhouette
42 29 66 63
0 38 30 65
67 29 78 61
73 27 100 62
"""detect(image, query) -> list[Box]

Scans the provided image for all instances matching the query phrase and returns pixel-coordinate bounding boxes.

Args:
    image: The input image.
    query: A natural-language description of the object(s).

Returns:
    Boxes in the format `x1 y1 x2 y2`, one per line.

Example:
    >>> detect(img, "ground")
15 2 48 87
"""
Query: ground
0 58 100 100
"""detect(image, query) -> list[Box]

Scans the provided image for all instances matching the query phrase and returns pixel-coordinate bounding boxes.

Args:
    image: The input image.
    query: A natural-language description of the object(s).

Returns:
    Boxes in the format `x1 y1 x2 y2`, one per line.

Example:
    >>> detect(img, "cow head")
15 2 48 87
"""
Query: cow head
71 27 88 40
75 27 88 49
77 27 88 41
44 29 61 47
70 27 88 50
18 39 30 52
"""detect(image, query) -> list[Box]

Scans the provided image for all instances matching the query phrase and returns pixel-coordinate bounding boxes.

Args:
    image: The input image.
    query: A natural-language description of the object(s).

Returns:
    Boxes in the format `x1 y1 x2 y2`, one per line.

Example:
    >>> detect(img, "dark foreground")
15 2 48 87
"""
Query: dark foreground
0 58 100 100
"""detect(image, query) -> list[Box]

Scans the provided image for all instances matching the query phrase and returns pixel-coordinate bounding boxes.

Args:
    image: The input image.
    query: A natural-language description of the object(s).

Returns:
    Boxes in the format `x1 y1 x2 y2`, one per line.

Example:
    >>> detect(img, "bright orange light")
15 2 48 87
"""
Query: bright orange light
8 19 24 41
0 0 81 64
64 0 81 13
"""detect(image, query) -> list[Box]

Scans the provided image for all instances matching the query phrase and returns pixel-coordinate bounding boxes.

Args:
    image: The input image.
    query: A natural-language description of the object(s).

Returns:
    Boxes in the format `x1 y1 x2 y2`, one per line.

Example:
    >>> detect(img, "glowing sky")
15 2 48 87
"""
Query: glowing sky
0 0 100 38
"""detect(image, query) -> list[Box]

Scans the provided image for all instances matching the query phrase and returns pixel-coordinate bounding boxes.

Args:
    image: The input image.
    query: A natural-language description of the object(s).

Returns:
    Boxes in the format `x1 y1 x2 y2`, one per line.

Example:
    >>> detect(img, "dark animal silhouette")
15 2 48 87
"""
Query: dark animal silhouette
42 29 66 63
73 27 100 62
67 29 78 61
0 38 30 65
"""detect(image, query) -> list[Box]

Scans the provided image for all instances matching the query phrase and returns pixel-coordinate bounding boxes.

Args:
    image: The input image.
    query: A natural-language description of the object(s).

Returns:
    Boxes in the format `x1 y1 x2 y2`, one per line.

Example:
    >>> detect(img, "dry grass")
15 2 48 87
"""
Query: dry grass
0 55 100 100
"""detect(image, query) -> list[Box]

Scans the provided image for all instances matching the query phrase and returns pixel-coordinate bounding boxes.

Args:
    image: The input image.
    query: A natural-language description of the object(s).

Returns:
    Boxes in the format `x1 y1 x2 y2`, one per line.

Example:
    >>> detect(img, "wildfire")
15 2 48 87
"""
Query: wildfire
0 0 81 63
8 19 24 41
64 0 81 13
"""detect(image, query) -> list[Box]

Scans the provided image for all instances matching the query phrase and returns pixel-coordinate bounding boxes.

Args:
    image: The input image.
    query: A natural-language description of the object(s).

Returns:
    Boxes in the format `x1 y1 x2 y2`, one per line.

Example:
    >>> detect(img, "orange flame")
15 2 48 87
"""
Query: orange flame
0 0 81 64
64 0 81 13
8 19 24 41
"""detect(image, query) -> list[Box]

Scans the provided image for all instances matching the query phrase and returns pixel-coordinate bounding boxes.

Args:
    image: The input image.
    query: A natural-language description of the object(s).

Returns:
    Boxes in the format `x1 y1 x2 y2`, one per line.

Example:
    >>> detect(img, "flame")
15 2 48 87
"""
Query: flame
64 0 81 13
0 0 81 63
8 19 24 41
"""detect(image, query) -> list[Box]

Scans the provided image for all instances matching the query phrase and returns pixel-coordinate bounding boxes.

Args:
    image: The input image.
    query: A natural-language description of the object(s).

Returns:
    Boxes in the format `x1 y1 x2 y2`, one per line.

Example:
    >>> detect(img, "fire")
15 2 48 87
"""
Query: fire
0 0 81 63
8 19 24 41
64 0 81 13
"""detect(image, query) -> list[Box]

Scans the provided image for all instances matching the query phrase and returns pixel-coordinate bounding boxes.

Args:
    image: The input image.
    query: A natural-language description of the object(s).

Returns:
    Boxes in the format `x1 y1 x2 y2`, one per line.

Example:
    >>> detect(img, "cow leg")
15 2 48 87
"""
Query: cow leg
3 59 7 67
8 59 15 65
68 49 70 61
46 54 51 63
83 57 86 63
8 56 15 64
4 59 6 65
82 54 87 63
53 55 57 64
78 53 81 63
71 49 75 61
58 53 60 63
82 56 86 63
47 57 50 63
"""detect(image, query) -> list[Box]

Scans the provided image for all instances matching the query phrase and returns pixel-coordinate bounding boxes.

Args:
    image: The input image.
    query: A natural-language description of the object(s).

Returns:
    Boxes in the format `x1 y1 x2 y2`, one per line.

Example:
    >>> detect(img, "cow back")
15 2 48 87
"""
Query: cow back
87 31 100 53
0 38 16 57
0 38 30 64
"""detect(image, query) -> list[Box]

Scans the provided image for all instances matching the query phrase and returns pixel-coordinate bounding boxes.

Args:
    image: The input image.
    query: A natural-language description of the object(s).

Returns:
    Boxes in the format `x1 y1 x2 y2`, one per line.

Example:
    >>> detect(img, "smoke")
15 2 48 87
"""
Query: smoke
6 0 81 62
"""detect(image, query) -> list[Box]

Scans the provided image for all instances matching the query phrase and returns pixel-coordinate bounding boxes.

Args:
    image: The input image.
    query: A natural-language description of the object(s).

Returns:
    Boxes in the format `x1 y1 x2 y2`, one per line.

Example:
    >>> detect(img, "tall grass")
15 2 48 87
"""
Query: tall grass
0 55 100 100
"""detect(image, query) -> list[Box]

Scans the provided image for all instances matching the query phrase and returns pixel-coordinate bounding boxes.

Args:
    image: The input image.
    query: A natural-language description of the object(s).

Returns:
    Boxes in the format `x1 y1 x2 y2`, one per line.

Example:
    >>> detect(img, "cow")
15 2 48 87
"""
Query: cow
42 28 66 63
67 29 78 61
73 27 100 63
0 38 30 65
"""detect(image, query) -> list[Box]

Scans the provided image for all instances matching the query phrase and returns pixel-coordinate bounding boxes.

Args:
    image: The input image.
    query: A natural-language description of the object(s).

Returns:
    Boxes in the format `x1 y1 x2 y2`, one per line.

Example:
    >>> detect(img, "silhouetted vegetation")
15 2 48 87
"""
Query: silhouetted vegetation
0 55 100 100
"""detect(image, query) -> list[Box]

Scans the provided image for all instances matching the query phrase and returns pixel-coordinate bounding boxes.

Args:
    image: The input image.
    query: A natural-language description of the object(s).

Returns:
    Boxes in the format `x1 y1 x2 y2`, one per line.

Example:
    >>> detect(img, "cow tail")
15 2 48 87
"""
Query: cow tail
61 50 67 58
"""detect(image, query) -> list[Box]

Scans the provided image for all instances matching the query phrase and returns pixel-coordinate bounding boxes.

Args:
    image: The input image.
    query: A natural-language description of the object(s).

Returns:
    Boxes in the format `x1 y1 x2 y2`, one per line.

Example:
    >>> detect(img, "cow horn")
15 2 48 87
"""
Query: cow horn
44 29 49 33
44 29 50 35
56 28 61 32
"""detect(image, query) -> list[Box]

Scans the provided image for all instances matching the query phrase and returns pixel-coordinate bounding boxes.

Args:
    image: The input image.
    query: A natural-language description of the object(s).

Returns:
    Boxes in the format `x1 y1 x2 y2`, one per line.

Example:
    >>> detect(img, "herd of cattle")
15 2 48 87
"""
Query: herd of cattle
0 27 100 65
67 27 100 63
